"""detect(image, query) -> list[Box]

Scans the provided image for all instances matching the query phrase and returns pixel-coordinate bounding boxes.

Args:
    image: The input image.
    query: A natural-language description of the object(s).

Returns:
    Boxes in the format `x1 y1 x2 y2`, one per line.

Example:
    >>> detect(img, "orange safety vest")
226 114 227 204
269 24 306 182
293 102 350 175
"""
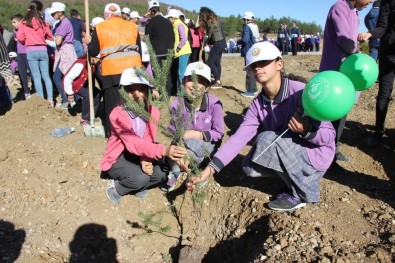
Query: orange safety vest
96 17 142 76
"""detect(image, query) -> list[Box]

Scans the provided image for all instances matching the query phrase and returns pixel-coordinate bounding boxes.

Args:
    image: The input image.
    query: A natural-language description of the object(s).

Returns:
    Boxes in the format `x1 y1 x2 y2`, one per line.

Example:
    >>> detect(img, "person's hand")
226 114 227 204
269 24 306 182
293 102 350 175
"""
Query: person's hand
288 109 309 135
183 130 203 140
186 166 213 191
358 32 371 42
177 158 190 173
163 145 187 161
152 89 159 100
83 34 91 44
141 160 153 176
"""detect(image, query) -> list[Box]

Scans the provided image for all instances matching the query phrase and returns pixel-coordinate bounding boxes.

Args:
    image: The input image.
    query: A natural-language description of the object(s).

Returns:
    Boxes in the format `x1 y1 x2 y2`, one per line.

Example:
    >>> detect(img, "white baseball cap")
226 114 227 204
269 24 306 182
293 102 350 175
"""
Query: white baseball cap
130 11 141 19
9 52 17 58
121 7 131 14
90 17 104 27
244 41 282 71
141 41 150 62
120 68 152 87
184 62 211 83
242 11 254 20
104 3 121 15
148 0 160 9
47 2 66 14
165 9 180 18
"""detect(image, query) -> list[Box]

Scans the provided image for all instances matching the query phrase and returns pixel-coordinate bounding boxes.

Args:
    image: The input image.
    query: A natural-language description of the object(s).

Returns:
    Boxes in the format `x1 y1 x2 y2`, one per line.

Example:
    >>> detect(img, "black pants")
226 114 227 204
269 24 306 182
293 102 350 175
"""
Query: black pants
190 48 200 63
375 51 395 135
108 152 168 196
291 38 298 55
206 39 226 82
331 115 347 154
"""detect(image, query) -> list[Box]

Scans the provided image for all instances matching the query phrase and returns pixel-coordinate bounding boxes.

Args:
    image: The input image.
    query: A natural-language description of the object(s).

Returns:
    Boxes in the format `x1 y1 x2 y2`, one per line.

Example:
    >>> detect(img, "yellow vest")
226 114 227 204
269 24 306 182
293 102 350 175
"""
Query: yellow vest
173 19 191 58
96 17 142 76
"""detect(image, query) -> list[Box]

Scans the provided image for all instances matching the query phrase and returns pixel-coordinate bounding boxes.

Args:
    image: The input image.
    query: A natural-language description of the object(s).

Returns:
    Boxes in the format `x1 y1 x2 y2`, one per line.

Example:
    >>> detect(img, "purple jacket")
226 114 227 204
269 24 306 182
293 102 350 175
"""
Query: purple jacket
210 78 336 172
320 0 359 71
168 93 224 143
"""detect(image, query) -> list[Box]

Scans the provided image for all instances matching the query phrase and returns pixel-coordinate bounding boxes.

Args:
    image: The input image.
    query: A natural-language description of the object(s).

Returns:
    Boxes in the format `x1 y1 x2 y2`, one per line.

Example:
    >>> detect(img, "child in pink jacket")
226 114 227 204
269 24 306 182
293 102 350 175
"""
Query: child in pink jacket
101 68 186 204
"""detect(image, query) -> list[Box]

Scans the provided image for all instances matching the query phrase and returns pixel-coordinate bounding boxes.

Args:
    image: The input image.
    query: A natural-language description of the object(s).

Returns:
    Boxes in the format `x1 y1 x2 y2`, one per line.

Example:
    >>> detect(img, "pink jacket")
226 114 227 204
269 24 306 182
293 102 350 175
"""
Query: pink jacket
17 18 53 46
100 105 165 171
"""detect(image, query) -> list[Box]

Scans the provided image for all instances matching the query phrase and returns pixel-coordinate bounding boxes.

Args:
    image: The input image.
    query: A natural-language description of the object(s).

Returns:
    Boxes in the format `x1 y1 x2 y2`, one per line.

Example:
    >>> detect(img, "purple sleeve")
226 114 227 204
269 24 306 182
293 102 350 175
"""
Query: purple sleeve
210 98 261 171
177 23 187 49
167 99 179 135
204 101 224 142
331 5 358 54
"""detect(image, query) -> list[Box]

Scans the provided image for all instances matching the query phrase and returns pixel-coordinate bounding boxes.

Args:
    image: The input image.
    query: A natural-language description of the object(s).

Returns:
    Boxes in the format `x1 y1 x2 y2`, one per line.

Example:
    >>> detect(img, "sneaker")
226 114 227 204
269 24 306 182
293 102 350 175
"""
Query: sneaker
135 190 148 199
335 152 349 162
240 91 255 98
166 172 180 192
268 192 306 211
106 180 121 205
211 81 222 89
80 120 89 127
25 93 32 100
55 102 69 110
48 100 54 107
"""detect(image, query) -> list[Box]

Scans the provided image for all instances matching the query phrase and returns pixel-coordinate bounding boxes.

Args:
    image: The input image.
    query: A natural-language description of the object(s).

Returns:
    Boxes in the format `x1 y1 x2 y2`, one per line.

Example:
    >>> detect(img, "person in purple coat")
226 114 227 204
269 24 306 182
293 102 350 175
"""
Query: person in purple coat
320 0 373 163
186 42 336 211
166 61 224 191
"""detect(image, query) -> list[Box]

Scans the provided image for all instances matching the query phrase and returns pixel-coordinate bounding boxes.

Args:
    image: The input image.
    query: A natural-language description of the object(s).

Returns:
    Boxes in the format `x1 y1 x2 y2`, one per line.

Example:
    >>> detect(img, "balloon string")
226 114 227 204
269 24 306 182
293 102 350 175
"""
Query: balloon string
252 128 289 162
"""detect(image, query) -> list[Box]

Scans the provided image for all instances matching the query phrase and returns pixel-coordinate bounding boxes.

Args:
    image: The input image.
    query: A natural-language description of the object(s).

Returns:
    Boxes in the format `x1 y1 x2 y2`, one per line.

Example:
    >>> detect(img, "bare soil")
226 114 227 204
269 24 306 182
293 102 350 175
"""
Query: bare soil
0 54 394 263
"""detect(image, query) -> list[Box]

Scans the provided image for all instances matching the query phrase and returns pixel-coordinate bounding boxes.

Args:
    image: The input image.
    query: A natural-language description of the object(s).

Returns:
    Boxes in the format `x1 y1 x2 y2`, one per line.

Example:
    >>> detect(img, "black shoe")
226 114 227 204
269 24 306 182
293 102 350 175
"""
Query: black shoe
335 152 349 162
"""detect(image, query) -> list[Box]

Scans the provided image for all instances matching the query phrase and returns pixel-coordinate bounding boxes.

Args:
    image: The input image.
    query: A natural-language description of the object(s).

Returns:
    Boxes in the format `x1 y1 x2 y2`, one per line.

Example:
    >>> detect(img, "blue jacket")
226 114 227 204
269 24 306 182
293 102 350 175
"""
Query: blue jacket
364 6 380 47
240 24 255 57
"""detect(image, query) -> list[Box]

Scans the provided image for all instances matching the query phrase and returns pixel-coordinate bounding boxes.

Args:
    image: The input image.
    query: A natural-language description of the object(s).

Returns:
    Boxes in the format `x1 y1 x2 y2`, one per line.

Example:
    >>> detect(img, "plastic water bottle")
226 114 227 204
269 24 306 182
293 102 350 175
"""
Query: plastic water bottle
50 127 75 138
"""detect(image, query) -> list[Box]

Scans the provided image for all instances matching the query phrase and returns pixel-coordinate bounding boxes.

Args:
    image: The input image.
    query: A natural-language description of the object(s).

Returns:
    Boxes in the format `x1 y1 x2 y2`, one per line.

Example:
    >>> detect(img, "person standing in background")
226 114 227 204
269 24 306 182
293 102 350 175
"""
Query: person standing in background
69 9 85 58
364 0 380 61
290 21 300 56
359 0 395 146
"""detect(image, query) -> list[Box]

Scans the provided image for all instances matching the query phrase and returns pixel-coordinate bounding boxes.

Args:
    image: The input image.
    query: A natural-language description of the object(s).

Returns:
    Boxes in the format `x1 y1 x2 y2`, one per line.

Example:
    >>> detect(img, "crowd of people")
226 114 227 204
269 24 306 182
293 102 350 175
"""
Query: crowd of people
0 0 391 212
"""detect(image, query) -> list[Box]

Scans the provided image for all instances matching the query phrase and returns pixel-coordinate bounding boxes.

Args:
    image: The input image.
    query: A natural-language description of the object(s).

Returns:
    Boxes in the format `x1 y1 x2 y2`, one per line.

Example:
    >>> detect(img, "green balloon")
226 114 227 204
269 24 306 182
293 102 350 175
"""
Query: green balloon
302 71 356 121
339 53 379 91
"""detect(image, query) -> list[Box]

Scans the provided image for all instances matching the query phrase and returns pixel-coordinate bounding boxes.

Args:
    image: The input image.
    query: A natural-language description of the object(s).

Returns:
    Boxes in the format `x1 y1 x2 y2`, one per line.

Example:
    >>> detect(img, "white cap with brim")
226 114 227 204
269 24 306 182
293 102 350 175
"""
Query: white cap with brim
242 11 254 20
130 11 141 18
121 7 131 13
104 3 121 15
90 17 104 27
148 0 160 9
141 41 150 62
120 68 152 87
47 2 66 14
184 62 211 83
244 41 282 71
165 9 180 18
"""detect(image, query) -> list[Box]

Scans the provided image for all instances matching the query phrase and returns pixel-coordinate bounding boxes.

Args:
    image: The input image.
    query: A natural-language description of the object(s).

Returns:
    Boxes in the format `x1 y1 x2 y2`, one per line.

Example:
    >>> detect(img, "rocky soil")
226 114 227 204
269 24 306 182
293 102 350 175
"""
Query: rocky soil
0 54 394 263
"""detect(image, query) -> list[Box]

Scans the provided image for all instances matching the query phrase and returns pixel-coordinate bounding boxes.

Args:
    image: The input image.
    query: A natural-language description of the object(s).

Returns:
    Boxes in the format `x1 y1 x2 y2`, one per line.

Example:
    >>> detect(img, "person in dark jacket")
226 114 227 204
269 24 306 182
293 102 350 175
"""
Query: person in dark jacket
290 21 300 56
359 0 395 146
364 0 381 61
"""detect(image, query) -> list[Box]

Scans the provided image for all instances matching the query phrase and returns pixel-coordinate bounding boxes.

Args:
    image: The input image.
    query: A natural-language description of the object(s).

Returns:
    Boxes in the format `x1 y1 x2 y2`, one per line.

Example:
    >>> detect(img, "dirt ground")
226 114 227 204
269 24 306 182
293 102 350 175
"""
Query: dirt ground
0 54 394 263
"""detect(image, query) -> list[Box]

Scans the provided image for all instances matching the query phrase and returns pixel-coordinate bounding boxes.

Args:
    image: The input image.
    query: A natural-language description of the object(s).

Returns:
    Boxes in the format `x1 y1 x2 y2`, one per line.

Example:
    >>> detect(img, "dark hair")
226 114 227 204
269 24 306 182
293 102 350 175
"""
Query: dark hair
25 0 45 28
199 6 219 31
373 1 380 8
70 9 79 17
11 14 24 21
149 6 160 14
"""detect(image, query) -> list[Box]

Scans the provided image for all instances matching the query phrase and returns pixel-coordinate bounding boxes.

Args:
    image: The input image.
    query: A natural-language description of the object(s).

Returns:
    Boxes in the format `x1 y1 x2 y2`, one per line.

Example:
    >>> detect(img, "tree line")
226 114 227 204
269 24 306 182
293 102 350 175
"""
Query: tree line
0 1 322 38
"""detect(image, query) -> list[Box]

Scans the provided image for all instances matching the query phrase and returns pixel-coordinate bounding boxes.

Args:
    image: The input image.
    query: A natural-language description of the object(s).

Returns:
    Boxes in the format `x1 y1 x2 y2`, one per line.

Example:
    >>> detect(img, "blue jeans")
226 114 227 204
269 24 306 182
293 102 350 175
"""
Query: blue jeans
369 44 379 62
207 39 226 81
177 54 190 88
53 62 68 103
73 40 84 58
27 50 53 100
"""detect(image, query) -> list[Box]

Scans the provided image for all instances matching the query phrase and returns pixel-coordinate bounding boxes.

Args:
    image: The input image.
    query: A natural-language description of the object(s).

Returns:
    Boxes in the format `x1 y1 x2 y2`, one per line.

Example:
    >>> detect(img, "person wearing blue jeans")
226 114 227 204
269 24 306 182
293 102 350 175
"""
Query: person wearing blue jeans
53 62 68 107
17 53 33 99
364 0 380 61
27 50 53 104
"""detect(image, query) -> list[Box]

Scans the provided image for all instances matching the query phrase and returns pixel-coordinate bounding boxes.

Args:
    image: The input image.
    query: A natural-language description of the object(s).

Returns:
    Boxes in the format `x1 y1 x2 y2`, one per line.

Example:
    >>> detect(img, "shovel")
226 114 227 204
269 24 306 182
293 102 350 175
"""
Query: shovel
83 0 105 138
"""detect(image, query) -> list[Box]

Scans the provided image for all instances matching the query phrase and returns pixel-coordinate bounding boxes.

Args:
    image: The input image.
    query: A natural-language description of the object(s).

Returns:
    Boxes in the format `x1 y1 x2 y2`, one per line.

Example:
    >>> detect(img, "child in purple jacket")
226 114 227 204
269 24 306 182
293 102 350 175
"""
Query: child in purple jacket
187 42 336 211
166 62 224 191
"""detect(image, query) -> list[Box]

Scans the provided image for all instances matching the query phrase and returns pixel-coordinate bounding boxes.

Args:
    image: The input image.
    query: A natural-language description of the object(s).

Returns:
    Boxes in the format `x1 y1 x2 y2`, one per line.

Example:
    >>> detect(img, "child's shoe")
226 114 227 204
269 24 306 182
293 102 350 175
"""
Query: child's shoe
268 192 306 211
135 190 148 199
106 179 121 205
166 171 180 192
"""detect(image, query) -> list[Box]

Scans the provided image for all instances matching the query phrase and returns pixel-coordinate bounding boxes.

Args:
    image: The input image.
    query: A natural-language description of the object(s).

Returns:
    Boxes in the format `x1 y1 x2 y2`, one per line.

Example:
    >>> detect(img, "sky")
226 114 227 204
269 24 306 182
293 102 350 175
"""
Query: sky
167 0 373 33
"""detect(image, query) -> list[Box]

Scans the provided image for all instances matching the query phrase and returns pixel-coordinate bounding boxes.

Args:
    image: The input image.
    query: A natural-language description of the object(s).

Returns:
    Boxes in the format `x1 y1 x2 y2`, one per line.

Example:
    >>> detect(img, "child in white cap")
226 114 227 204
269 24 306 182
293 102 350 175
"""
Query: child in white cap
187 42 336 211
101 68 187 204
165 62 224 191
